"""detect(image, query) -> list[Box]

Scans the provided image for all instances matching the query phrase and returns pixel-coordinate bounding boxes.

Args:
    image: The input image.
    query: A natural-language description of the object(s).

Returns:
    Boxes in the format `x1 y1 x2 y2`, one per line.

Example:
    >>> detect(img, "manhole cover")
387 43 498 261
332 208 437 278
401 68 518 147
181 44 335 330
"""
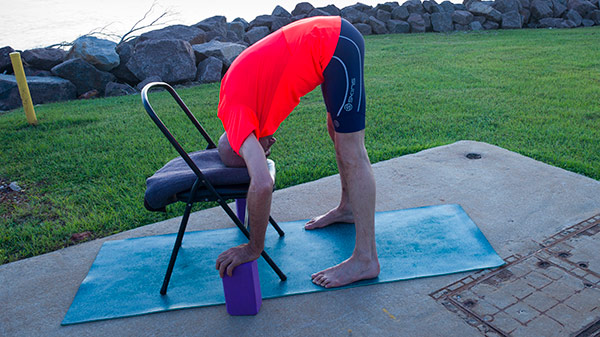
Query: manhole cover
431 214 600 336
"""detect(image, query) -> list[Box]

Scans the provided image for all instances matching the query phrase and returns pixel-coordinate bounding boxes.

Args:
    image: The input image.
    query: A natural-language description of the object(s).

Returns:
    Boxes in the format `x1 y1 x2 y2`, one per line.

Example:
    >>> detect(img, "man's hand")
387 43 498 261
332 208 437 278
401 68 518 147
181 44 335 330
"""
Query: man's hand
216 243 262 277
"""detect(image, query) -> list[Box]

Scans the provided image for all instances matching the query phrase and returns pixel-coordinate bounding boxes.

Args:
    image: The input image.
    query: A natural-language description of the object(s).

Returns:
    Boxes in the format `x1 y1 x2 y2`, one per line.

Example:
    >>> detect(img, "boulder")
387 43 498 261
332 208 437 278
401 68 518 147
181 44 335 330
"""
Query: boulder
1 46 15 73
194 16 228 39
110 42 139 85
483 20 500 28
470 21 485 29
473 15 487 23
138 25 206 46
405 0 426 14
249 15 292 31
21 48 67 71
342 6 370 23
423 0 443 13
227 22 246 41
244 27 270 45
24 68 53 77
530 0 554 19
307 8 332 17
408 13 427 32
539 17 568 26
587 10 600 24
67 36 119 72
104 81 136 97
126 39 196 84
376 2 399 12
196 56 223 83
292 2 315 16
391 6 410 19
566 9 584 25
519 0 532 8
454 3 468 10
232 17 250 30
468 1 503 21
493 0 523 12
501 10 523 27
318 4 341 15
350 2 374 12
424 13 434 31
552 0 568 16
387 19 411 32
191 40 246 68
520 8 532 23
291 14 308 21
455 23 470 29
272 5 292 17
0 74 77 110
136 75 162 91
376 9 393 21
353 23 373 35
431 12 454 31
582 18 595 25
368 16 389 34
51 58 115 95
440 1 456 11
452 10 474 24
567 0 597 16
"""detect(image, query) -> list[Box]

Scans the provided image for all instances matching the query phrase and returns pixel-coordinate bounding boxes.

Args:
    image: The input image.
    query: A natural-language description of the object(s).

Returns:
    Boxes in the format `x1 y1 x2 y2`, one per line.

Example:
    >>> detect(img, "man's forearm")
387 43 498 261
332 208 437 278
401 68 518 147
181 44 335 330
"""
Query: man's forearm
246 180 272 254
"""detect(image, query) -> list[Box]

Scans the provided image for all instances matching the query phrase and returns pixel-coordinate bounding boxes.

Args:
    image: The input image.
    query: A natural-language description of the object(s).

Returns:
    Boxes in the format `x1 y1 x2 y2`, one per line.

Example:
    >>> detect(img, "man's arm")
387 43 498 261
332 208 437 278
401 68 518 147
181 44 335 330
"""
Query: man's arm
216 133 273 277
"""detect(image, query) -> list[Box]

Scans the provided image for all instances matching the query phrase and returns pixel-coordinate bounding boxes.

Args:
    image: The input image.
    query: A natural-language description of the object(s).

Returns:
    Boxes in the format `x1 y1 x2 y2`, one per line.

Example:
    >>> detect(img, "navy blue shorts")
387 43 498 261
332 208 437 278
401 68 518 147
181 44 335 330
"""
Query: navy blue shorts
321 19 366 133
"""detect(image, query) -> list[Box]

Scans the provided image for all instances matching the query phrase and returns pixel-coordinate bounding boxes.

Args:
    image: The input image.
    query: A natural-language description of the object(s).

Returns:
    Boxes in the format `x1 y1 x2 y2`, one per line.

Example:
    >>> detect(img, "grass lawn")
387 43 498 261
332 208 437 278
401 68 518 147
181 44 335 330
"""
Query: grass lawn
1 27 599 264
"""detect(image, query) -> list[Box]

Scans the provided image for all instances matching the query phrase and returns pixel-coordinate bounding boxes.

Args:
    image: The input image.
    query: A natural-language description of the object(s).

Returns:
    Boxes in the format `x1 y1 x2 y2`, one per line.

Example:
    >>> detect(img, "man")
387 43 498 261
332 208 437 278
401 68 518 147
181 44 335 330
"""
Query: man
215 16 379 288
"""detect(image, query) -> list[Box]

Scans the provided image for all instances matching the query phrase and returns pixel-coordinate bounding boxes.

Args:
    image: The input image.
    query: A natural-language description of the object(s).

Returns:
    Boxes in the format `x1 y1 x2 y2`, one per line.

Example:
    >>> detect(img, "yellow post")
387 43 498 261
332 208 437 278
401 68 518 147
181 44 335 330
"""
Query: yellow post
9 52 38 125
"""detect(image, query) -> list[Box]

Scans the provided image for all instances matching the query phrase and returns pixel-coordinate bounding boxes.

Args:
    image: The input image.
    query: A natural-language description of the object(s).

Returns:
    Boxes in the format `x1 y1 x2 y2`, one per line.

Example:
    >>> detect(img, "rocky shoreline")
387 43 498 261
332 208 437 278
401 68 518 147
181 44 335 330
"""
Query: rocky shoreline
1 0 599 111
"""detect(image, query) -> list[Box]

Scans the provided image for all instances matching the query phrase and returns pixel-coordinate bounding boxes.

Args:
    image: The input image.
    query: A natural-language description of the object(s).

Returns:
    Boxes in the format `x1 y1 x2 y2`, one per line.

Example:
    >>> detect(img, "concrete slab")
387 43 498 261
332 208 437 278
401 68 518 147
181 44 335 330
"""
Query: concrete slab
1 141 599 336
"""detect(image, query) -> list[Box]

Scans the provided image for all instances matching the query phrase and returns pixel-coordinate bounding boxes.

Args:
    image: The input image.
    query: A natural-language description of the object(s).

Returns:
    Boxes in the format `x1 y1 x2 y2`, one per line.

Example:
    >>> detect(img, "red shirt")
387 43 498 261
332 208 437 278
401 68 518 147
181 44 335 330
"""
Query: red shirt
217 16 341 154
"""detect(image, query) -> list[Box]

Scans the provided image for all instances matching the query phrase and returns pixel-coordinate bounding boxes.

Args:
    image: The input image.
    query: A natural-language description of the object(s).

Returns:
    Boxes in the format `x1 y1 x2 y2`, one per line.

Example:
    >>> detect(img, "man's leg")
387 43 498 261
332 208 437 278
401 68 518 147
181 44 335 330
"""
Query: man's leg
305 114 354 229
311 130 379 288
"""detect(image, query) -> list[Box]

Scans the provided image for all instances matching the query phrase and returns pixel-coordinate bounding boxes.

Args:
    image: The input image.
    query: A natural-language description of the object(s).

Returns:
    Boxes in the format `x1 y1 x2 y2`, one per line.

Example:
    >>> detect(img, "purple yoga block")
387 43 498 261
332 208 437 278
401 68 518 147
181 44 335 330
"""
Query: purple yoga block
222 260 262 315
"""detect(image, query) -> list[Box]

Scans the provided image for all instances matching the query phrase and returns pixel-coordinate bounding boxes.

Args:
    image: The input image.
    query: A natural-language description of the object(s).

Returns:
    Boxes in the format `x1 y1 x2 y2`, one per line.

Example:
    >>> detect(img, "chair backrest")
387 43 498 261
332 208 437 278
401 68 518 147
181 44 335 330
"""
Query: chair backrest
141 82 217 181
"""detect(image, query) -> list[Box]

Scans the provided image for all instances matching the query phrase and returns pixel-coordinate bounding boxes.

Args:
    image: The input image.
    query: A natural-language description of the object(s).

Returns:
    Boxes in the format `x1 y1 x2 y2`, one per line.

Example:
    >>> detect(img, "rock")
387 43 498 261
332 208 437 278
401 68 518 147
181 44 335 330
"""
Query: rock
9 182 21 192
424 12 434 31
227 22 246 41
138 25 206 45
350 2 374 12
423 0 443 13
452 10 474 24
291 14 308 21
552 0 568 16
249 15 292 31
520 8 532 23
566 8 584 25
586 10 600 24
51 58 115 95
68 36 119 72
110 42 139 85
454 23 469 29
376 9 393 21
318 4 341 16
191 40 246 68
368 16 389 34
470 21 485 29
539 17 568 26
468 1 503 21
342 6 370 23
405 0 426 14
530 0 554 19
79 89 100 99
126 39 196 84
440 0 456 12
232 17 250 31
483 20 500 28
70 231 92 243
24 68 53 77
376 2 399 12
307 8 332 17
0 74 77 110
292 2 315 16
194 16 228 39
105 81 136 97
391 6 411 19
519 0 532 8
196 56 223 83
136 75 162 91
501 10 523 27
454 3 468 10
582 18 595 25
408 13 427 32
21 48 67 71
353 23 373 35
494 0 523 12
272 5 292 17
1 46 15 73
244 27 270 45
568 0 597 16
473 15 487 23
431 12 454 31
387 19 411 32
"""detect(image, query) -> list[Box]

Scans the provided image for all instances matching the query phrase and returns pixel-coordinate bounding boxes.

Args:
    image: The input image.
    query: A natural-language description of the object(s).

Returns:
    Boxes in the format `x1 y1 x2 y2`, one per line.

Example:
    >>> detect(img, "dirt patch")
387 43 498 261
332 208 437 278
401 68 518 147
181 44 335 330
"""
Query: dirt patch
0 177 29 218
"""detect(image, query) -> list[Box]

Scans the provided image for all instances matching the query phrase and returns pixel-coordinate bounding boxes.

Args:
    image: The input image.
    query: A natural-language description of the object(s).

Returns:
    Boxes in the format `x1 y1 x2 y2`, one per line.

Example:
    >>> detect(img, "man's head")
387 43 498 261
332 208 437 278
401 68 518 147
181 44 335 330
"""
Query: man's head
218 132 276 167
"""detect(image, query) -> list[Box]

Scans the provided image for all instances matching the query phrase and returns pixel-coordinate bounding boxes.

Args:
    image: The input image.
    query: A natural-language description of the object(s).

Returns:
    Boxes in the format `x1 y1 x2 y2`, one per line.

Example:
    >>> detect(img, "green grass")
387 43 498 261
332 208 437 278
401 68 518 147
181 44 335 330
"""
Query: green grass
1 27 599 264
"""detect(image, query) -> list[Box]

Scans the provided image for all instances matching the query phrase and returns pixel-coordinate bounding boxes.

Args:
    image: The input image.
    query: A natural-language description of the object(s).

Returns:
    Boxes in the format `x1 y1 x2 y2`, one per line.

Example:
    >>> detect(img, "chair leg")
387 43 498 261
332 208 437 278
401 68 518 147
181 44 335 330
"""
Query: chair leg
269 216 285 237
160 202 193 295
235 198 246 225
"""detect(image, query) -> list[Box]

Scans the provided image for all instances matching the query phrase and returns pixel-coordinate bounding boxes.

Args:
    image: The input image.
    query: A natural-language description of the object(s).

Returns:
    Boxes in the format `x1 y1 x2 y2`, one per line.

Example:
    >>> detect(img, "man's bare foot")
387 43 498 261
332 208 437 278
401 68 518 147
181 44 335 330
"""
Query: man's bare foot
311 255 380 288
305 207 354 230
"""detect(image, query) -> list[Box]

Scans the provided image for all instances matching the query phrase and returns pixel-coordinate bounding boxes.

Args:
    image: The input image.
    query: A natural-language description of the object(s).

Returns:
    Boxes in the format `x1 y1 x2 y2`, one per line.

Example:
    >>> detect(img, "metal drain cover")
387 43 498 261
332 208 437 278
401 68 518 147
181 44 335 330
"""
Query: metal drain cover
431 214 600 336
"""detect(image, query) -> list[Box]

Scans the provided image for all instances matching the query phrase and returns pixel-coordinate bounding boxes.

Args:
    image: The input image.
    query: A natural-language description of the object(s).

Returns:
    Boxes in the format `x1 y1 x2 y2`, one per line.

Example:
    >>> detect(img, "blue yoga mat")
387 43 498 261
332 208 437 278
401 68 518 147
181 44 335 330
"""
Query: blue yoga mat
62 204 504 325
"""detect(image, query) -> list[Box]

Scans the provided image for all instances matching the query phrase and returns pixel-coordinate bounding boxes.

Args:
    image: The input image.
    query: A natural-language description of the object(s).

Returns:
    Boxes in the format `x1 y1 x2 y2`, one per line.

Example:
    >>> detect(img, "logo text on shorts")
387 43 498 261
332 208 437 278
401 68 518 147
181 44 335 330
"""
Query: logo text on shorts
344 78 356 112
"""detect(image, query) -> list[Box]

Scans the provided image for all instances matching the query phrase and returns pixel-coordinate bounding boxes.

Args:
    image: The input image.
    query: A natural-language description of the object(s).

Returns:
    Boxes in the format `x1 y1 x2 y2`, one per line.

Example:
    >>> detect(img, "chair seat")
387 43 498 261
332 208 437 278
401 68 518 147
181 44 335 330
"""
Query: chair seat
144 148 275 211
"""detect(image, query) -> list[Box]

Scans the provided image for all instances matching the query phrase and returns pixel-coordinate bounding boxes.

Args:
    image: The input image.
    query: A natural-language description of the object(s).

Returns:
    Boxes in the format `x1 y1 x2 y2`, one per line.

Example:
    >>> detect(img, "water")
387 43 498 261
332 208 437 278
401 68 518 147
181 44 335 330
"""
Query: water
0 0 407 50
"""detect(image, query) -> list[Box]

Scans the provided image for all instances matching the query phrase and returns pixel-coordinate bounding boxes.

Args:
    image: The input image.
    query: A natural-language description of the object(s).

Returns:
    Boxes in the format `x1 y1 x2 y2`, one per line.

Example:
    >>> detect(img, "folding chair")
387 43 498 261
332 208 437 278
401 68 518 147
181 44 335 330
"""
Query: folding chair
141 82 287 295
